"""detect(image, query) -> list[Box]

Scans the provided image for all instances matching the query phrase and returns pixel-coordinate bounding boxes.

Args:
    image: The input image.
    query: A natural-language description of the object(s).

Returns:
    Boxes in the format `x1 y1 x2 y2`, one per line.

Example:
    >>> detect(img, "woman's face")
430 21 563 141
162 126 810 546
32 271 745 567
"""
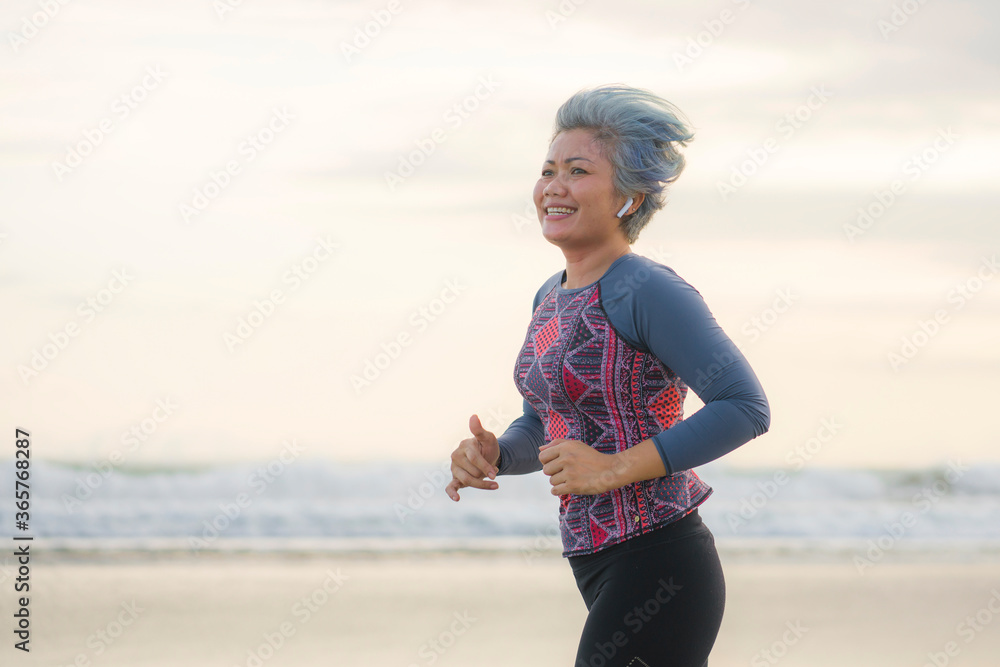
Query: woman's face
533 128 627 249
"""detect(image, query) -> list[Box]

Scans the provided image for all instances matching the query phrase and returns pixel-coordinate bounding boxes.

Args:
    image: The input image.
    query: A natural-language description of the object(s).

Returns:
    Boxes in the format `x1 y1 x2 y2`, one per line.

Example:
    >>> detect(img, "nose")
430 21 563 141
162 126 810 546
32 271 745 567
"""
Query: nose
542 175 566 197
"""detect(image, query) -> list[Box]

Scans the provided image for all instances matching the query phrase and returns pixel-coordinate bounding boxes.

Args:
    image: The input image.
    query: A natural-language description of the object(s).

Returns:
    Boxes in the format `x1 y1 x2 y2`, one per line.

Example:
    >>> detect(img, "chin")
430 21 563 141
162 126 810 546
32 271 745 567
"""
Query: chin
540 224 569 246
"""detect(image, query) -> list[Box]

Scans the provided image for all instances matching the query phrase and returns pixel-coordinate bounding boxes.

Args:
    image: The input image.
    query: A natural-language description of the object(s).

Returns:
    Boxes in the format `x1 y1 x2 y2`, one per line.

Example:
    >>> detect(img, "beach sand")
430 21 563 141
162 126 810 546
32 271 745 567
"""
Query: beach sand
2 550 999 666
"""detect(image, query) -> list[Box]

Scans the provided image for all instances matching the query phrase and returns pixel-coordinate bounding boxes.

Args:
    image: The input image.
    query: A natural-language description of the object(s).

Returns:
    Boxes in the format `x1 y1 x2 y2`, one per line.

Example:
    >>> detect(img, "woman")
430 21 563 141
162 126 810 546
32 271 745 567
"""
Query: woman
445 83 771 667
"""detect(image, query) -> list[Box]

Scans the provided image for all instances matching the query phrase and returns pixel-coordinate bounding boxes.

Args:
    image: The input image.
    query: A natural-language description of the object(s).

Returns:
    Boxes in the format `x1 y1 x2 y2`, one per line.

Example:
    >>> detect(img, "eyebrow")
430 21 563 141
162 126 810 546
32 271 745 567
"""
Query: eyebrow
543 157 595 165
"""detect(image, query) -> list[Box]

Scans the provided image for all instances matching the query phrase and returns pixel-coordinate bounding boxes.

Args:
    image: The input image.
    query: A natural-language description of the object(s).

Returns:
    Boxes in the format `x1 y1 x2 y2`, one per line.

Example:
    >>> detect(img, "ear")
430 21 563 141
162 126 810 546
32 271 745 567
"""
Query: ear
619 193 644 217
628 193 645 214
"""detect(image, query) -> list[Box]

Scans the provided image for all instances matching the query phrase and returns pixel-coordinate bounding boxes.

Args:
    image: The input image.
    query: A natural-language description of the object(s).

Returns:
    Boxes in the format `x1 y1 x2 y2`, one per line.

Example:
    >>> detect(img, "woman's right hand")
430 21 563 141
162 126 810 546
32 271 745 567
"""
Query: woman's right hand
445 414 500 501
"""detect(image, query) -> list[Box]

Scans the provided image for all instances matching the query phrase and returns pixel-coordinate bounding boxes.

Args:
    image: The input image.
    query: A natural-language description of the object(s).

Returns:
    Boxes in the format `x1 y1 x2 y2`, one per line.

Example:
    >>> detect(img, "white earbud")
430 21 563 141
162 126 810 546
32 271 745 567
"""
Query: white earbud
616 197 634 219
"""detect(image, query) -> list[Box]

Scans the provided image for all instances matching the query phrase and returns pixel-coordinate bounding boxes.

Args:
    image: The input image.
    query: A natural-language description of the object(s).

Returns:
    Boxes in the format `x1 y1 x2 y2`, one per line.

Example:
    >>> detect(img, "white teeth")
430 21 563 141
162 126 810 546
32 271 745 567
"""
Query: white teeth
546 207 576 215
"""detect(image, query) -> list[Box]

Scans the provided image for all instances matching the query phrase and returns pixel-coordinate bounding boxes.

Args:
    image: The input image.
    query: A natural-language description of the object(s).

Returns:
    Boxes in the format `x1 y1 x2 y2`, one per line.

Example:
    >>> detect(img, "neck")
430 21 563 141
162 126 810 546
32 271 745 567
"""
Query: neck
562 243 632 289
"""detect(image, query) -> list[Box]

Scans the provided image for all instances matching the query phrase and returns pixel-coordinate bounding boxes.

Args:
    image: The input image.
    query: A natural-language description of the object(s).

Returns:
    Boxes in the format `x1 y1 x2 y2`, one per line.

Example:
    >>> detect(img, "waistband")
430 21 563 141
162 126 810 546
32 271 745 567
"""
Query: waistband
566 508 711 571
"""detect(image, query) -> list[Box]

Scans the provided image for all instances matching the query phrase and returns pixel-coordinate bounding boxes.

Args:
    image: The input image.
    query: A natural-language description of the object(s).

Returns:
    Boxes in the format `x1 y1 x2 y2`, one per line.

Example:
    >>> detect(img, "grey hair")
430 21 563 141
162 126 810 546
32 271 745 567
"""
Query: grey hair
550 83 695 244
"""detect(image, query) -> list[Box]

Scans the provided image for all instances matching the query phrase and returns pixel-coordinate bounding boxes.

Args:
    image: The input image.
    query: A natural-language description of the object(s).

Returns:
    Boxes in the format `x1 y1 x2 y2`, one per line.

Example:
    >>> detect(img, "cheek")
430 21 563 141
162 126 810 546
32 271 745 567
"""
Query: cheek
532 181 547 212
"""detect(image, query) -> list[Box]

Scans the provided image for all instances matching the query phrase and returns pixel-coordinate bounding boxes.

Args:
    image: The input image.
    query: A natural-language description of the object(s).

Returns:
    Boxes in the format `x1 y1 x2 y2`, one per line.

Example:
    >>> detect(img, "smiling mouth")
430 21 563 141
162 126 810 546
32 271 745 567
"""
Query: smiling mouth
545 207 577 219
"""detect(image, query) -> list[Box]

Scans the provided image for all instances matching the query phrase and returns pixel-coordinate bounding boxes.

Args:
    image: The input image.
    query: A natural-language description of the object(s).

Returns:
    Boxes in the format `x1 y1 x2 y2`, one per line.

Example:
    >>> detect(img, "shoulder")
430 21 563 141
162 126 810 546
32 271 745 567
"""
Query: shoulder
532 269 563 311
600 253 707 316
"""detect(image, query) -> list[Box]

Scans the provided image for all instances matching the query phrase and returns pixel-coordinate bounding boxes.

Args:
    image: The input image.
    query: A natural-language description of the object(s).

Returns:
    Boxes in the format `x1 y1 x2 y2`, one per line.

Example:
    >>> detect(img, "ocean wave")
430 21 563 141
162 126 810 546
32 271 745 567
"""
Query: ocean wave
1 458 998 543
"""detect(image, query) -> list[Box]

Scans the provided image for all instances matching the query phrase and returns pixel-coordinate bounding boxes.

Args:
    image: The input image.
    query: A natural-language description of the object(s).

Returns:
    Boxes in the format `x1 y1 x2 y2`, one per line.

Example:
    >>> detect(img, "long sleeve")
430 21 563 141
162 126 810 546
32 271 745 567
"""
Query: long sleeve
616 262 771 475
496 398 546 475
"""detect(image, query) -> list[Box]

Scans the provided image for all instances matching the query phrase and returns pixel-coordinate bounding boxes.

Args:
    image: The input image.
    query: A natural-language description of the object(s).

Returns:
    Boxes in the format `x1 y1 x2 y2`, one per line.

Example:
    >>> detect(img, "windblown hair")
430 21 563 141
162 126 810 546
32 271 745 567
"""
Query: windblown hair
551 84 695 244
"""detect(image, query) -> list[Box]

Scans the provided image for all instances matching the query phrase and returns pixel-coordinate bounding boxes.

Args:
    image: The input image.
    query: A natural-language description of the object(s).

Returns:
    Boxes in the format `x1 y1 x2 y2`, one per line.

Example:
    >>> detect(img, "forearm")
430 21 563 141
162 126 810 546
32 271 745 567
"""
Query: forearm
610 438 667 487
651 389 769 475
496 400 545 475
609 390 767 483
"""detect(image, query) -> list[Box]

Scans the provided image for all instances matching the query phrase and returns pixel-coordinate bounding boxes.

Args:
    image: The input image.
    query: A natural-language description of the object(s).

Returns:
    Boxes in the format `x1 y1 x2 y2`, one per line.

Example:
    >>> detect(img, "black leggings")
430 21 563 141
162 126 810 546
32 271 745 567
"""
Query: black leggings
567 509 725 667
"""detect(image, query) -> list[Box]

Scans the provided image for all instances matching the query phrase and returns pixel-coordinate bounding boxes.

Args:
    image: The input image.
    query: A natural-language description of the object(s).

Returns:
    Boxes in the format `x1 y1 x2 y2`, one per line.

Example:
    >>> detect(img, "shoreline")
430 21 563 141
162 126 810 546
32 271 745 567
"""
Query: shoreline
2 552 999 667
16 535 1000 565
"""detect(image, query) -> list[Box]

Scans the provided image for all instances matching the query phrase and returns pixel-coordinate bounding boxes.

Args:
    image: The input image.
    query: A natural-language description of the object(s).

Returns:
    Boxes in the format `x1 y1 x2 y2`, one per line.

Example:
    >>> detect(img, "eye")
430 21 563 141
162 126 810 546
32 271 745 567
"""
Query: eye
541 167 587 176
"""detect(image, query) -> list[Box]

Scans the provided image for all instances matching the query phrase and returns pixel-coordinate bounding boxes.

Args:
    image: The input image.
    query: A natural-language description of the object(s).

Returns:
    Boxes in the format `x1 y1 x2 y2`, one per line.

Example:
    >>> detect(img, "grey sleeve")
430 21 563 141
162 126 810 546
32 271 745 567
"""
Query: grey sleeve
606 260 771 474
496 399 545 475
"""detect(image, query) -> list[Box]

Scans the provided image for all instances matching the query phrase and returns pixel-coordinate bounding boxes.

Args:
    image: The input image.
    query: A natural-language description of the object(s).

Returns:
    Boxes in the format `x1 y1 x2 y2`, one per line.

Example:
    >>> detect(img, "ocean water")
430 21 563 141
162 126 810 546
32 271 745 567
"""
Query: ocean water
2 457 998 558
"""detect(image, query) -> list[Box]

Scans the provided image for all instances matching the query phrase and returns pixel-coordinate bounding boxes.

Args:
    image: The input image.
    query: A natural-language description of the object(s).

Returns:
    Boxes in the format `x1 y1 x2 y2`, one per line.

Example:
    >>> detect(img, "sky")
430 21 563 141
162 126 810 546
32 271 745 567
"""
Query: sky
1 0 998 470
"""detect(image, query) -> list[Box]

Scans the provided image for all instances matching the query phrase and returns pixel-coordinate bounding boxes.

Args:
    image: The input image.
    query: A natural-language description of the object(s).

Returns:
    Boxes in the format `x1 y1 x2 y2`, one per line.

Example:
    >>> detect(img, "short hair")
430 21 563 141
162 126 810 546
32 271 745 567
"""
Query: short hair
550 83 695 244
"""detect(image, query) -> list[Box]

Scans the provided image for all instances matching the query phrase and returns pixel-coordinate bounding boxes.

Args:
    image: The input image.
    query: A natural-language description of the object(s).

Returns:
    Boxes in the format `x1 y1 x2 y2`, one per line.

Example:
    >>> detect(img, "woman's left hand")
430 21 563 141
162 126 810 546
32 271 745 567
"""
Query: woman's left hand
539 439 623 496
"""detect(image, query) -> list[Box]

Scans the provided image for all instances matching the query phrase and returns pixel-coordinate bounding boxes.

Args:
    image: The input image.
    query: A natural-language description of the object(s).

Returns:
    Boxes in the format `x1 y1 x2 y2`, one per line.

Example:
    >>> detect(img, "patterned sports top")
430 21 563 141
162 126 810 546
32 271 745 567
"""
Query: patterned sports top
496 252 770 557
